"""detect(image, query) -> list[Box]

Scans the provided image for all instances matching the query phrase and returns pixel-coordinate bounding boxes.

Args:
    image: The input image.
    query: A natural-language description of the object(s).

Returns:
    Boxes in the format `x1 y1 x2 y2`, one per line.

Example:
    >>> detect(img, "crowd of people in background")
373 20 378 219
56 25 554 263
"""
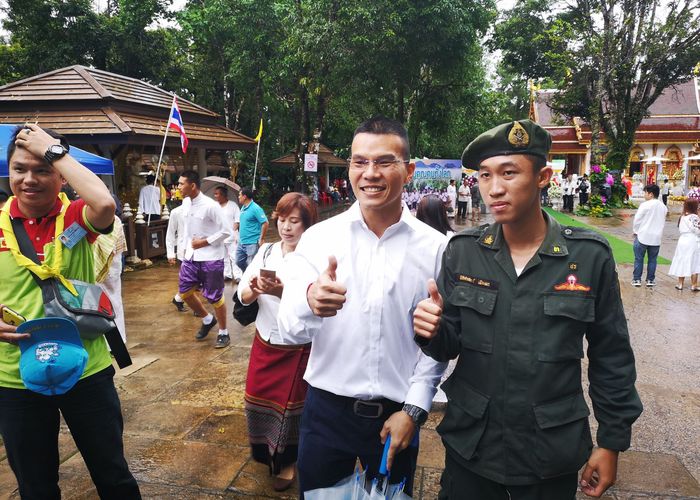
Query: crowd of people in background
3 118 699 500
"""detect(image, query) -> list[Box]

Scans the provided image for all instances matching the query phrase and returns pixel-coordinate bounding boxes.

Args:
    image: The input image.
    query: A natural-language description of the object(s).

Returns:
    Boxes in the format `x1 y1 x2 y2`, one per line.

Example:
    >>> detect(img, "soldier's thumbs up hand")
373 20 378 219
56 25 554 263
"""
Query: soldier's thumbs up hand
413 279 443 339
307 256 347 317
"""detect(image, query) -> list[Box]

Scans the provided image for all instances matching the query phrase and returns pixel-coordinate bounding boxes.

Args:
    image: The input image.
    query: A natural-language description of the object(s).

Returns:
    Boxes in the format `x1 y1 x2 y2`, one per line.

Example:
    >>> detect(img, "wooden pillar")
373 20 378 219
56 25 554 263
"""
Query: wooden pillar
198 148 208 178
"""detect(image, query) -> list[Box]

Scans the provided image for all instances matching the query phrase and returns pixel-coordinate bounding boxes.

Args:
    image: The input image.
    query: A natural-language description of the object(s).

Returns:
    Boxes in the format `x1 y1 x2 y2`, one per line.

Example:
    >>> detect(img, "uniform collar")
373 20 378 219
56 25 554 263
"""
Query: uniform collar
9 197 64 220
477 210 569 257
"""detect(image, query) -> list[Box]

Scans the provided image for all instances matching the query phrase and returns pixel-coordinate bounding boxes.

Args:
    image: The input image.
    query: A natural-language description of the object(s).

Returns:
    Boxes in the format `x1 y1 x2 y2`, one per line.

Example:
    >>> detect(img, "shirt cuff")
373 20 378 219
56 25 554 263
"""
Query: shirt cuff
403 383 435 413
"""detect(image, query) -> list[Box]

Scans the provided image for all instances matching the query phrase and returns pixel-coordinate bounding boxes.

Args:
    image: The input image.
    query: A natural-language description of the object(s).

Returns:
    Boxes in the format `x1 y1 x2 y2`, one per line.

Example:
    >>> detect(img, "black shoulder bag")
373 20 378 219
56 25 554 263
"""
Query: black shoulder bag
232 243 274 326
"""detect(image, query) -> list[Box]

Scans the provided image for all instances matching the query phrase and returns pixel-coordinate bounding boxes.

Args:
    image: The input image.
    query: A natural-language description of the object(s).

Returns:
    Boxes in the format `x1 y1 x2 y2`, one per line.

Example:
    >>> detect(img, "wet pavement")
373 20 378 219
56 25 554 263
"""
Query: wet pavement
1 204 699 499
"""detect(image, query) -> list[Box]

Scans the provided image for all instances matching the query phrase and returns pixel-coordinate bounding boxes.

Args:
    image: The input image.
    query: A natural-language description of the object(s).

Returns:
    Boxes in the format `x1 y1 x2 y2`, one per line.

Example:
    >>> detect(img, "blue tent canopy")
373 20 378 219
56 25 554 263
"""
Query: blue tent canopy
0 124 114 177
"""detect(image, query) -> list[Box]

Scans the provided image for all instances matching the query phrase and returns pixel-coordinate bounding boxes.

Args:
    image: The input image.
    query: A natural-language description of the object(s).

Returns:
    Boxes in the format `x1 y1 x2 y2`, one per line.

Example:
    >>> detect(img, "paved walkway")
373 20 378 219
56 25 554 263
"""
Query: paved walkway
1 205 698 499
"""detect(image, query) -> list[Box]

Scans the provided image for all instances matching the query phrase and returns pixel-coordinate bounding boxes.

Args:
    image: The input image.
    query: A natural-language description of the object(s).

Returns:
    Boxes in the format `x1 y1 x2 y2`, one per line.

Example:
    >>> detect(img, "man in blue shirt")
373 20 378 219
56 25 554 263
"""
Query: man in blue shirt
235 187 269 272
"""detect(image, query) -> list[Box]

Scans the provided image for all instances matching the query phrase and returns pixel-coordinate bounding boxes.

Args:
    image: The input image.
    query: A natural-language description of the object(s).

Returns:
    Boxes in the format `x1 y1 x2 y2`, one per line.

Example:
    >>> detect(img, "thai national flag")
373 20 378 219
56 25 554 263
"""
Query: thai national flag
168 96 189 153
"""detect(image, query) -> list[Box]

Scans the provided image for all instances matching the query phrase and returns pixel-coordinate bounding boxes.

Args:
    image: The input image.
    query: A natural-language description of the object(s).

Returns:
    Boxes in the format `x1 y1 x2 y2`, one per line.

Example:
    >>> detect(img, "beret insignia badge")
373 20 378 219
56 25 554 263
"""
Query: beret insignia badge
508 121 529 147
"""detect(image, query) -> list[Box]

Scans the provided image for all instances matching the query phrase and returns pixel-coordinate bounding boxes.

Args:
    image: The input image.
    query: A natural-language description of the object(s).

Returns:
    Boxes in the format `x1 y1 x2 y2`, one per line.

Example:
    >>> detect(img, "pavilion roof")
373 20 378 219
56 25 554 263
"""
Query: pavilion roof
0 65 256 150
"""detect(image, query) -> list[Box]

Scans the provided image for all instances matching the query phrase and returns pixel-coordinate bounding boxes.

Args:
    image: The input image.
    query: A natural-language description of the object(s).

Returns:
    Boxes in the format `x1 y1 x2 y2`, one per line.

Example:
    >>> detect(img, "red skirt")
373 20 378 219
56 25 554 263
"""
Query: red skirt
244 330 311 473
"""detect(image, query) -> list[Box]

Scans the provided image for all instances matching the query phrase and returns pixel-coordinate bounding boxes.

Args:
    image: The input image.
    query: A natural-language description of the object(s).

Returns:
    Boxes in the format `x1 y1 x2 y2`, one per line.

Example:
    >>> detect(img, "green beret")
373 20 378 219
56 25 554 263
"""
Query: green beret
461 119 552 169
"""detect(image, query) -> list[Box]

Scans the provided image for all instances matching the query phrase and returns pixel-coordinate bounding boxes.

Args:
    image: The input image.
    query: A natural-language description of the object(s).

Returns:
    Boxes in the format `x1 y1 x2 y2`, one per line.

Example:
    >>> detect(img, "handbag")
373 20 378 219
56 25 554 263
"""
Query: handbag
232 243 273 326
10 217 132 368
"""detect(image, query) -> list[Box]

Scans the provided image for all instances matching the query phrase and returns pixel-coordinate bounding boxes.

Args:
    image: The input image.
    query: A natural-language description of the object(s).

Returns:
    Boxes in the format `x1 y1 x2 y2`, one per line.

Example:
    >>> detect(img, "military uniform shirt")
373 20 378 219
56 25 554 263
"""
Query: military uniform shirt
420 211 642 485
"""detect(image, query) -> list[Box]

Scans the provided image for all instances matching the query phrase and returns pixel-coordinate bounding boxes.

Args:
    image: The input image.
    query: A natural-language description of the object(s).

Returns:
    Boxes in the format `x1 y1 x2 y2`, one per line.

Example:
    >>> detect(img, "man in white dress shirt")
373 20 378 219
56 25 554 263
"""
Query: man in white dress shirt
166 201 189 312
212 186 243 282
632 184 668 287
278 116 447 496
176 171 232 348
138 174 161 220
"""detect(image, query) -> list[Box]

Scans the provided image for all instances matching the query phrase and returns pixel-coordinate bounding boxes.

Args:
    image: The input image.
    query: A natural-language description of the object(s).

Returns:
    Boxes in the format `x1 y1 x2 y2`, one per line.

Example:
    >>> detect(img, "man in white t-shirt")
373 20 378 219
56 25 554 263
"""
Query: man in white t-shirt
213 186 243 282
632 184 668 287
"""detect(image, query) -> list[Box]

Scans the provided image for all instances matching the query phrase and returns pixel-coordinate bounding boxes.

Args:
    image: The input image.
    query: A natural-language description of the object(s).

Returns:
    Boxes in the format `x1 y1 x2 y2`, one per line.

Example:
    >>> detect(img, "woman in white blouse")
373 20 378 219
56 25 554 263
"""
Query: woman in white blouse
237 193 317 492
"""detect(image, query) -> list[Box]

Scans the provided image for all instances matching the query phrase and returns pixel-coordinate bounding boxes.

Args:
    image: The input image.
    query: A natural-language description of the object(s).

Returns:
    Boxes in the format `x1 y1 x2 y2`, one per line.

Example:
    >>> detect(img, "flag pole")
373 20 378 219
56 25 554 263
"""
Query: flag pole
252 138 261 191
251 118 263 191
149 95 174 227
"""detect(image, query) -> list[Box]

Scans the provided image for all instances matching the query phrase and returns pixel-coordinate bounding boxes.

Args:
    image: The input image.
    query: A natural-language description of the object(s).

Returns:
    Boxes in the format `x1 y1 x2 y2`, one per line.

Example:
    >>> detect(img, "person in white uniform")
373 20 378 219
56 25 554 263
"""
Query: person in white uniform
167 200 190 312
213 186 243 282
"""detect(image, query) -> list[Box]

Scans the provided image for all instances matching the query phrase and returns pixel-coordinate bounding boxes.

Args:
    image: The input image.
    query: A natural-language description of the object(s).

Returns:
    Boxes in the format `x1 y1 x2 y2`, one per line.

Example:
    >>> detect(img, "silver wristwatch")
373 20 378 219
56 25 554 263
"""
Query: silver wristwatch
402 403 428 427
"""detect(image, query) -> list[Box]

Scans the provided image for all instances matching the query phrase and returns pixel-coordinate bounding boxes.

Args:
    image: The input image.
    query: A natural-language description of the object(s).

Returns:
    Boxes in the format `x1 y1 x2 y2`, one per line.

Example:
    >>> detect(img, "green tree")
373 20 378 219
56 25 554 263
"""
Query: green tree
495 0 700 170
1 0 101 75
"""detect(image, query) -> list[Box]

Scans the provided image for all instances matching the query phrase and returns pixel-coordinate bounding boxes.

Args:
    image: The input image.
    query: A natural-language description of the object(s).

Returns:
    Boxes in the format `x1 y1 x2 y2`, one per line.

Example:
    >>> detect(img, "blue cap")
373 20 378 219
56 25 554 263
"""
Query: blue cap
18 318 88 396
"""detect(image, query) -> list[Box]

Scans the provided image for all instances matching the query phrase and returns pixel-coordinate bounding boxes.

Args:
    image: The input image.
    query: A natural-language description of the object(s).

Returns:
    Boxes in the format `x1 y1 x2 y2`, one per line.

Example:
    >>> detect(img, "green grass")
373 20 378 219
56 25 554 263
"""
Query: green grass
543 208 671 265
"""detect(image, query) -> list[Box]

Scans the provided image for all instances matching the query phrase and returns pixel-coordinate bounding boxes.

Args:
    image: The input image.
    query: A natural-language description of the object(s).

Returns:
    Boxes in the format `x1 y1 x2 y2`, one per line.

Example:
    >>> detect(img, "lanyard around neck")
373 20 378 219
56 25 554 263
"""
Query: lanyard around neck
0 193 78 295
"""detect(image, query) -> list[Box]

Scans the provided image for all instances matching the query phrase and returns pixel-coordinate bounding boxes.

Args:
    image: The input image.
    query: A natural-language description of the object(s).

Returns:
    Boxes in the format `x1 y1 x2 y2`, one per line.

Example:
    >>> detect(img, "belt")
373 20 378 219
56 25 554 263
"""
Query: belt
313 387 403 419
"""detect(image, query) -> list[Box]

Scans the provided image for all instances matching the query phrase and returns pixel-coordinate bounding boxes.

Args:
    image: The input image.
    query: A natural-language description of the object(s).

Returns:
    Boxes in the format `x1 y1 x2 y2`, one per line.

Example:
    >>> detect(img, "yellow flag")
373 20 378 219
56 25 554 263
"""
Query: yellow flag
253 118 263 142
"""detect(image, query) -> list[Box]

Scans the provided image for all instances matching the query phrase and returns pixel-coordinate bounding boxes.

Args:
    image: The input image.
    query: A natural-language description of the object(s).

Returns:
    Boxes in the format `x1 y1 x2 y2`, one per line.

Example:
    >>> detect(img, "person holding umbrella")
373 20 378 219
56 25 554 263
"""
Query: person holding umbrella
278 116 447 497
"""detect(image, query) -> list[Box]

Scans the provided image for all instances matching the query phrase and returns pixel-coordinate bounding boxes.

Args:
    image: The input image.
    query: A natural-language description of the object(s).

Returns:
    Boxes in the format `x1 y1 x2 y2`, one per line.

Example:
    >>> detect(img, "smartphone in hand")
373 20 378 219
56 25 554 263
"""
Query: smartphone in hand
259 268 276 281
2 307 26 326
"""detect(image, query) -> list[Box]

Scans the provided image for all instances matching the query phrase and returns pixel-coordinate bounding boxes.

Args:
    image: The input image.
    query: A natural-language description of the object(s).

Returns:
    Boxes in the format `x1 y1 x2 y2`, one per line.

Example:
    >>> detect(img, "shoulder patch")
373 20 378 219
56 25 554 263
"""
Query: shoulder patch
454 224 489 238
561 226 610 247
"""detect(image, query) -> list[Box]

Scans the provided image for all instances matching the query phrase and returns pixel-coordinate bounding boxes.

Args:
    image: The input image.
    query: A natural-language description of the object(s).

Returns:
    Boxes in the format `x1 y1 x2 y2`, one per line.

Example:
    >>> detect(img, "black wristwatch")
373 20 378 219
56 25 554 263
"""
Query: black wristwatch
44 144 69 164
402 404 428 427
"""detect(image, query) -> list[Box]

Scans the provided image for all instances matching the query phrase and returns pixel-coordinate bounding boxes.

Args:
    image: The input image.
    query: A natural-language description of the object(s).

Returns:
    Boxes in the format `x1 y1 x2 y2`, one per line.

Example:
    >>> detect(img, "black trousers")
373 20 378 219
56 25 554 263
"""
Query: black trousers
457 201 468 218
298 386 418 497
563 194 575 212
662 194 668 205
438 452 578 500
579 192 589 205
0 367 141 500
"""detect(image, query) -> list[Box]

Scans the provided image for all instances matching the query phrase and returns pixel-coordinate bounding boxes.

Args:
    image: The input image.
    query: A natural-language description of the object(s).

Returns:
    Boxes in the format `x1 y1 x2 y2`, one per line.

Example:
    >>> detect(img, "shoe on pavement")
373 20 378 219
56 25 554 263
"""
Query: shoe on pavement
172 298 187 312
645 280 656 287
631 280 642 287
215 334 230 348
195 317 218 340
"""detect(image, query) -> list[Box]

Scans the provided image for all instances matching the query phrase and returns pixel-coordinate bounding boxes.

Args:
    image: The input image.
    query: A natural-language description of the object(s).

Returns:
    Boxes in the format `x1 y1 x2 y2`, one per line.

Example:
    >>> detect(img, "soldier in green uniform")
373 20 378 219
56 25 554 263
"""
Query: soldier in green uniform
413 120 642 499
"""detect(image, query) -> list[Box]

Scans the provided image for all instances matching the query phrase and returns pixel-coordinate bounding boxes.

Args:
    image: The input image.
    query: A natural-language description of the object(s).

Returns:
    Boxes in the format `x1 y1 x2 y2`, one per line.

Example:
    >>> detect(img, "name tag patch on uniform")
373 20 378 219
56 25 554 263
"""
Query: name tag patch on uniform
457 274 499 290
58 222 87 249
553 274 591 292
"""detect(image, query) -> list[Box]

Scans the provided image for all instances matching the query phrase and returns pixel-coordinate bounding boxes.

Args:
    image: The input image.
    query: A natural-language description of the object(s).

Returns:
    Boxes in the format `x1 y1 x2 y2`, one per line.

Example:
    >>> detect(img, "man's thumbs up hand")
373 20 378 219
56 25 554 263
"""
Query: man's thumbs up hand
307 256 347 317
413 279 444 339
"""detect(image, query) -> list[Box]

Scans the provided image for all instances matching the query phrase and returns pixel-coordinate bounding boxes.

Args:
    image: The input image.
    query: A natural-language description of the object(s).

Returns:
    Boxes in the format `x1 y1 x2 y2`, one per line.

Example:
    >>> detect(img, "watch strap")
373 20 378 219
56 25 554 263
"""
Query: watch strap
44 145 68 165
402 403 428 427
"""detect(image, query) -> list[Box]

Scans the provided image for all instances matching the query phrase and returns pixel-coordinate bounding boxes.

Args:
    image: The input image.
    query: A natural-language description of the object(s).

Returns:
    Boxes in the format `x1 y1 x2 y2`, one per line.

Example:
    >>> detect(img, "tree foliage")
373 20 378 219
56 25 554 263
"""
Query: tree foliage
0 0 506 194
494 0 700 169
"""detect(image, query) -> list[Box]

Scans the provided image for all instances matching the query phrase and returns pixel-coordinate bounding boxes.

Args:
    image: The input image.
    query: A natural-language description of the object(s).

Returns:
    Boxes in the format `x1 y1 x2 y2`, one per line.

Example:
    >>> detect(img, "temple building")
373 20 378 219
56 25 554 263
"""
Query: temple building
531 77 700 189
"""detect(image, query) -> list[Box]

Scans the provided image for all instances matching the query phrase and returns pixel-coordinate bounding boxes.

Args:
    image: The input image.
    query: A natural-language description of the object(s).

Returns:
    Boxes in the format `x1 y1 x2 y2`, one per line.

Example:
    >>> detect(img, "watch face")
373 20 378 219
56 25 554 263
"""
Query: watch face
49 145 64 154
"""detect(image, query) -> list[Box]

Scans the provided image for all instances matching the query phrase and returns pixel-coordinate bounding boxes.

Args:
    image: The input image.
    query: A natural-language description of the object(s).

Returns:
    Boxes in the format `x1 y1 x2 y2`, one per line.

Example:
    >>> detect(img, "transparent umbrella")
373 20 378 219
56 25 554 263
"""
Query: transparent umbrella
305 435 413 500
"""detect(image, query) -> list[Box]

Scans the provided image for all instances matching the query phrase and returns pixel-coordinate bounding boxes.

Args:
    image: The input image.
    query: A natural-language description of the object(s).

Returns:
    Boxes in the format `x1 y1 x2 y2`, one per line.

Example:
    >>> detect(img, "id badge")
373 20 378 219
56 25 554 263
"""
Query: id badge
58 222 88 249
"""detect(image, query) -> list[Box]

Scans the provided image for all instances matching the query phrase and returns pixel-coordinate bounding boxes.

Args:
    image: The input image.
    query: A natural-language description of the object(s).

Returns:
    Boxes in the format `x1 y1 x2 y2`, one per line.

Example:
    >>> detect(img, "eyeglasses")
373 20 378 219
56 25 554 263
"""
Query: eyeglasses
347 158 409 170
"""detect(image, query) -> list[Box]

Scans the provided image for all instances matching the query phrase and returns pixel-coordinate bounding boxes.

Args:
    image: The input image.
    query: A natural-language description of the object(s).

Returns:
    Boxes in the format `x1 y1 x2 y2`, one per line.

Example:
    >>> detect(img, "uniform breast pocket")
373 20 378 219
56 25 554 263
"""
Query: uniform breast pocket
447 285 498 354
538 293 595 362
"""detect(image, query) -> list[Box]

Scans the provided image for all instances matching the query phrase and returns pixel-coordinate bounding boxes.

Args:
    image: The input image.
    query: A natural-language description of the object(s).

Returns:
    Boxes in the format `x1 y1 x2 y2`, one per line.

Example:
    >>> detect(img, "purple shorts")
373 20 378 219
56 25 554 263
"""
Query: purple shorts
179 259 225 304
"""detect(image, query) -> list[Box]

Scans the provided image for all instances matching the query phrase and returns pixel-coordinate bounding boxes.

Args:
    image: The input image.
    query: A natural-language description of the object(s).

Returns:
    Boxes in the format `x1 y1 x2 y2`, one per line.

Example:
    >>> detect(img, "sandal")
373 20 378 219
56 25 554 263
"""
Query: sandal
691 286 700 292
675 285 683 290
